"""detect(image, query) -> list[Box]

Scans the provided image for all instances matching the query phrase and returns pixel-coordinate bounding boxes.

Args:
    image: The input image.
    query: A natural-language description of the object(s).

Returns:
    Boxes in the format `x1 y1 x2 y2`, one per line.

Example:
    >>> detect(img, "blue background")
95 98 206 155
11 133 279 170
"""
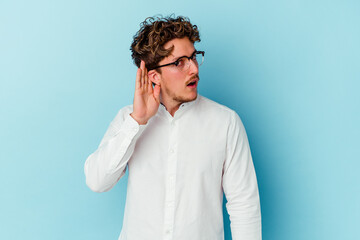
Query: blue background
1 0 359 239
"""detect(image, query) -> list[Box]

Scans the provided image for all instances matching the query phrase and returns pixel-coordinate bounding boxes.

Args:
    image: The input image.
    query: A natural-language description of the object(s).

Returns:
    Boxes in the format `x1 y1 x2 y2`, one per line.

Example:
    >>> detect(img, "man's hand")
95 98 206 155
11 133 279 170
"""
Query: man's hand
130 60 161 125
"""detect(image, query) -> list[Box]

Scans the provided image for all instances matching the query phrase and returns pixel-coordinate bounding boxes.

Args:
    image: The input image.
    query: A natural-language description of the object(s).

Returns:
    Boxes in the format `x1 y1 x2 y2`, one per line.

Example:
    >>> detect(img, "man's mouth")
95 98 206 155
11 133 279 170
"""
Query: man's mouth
186 76 199 88
187 80 197 87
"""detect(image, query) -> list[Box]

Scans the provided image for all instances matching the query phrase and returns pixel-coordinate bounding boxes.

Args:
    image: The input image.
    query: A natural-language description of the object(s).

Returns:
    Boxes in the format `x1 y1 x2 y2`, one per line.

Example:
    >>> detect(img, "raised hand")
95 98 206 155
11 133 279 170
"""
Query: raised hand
130 60 161 125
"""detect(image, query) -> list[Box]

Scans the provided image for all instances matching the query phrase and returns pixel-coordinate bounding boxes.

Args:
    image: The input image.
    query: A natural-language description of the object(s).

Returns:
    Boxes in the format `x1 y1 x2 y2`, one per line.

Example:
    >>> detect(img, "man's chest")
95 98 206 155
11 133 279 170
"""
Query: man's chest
129 116 228 177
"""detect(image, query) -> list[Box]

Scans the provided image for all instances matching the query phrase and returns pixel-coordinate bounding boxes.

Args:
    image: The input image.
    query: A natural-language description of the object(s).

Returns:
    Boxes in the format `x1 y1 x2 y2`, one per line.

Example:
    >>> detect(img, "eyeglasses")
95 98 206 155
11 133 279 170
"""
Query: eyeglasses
149 51 205 72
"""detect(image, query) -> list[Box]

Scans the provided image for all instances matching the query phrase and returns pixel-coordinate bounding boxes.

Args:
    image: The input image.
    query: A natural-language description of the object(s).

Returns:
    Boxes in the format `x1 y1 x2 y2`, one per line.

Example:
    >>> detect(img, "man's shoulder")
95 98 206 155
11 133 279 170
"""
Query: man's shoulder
197 95 237 119
197 95 245 132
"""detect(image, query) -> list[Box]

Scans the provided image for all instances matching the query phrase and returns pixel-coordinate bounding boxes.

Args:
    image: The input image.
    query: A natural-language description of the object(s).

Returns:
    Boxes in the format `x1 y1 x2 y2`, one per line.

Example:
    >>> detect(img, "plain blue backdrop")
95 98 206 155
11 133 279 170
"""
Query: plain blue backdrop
1 0 359 239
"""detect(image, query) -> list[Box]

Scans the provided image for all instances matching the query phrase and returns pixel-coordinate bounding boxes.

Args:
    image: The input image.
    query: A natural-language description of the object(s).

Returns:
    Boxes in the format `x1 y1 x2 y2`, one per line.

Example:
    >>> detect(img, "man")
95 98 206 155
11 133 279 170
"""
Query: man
84 15 261 240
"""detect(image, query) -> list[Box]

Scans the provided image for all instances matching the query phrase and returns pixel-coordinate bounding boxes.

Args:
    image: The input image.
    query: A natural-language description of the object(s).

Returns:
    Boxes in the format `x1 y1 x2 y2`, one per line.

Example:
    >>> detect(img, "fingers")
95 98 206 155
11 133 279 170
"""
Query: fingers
153 84 160 102
147 77 153 92
135 67 141 90
140 60 147 87
140 61 145 86
144 66 149 89
136 60 148 90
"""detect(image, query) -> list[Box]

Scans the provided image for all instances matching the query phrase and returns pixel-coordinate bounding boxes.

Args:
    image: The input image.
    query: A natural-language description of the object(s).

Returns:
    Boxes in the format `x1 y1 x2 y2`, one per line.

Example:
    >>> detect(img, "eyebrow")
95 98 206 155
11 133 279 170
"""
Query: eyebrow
171 50 197 62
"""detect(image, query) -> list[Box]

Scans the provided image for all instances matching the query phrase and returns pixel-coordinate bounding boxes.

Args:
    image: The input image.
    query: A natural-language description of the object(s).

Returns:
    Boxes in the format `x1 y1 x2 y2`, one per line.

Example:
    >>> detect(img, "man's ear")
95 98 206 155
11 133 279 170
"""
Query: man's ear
148 70 160 86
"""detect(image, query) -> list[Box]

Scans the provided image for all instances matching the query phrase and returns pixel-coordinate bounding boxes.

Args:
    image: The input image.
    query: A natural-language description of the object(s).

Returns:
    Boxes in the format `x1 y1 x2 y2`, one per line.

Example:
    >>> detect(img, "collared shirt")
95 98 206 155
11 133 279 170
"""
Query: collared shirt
84 95 261 240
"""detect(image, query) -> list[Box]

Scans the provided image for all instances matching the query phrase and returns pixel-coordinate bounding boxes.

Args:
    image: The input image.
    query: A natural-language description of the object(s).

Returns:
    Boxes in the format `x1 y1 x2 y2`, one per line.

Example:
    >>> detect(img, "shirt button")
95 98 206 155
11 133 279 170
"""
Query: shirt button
169 149 174 154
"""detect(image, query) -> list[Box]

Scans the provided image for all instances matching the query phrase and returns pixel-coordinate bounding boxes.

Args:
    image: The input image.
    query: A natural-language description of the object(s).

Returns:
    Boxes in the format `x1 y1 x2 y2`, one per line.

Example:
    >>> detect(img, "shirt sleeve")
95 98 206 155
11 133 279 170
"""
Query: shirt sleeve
222 111 262 240
84 106 146 192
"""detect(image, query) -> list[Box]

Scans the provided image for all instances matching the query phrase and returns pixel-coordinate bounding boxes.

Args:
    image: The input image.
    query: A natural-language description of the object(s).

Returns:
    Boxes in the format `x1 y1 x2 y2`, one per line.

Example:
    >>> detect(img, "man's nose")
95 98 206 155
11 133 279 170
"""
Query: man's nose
188 59 199 74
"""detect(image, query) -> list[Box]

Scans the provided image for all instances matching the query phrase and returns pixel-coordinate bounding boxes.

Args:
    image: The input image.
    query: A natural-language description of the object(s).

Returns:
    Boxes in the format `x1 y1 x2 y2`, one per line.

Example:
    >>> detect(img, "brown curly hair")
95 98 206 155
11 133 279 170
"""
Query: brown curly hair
130 15 201 71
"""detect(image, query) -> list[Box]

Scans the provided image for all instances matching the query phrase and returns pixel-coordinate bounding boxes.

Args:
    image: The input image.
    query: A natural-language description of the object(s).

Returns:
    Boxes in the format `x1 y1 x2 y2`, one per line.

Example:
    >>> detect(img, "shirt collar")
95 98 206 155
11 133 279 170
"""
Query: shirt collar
179 94 200 109
158 95 200 119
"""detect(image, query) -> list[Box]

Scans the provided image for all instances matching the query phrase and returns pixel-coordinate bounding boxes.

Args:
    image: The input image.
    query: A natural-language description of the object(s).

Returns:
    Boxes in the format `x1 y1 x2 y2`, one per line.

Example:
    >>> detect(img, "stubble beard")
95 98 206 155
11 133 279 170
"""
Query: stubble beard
165 75 199 104
173 92 197 103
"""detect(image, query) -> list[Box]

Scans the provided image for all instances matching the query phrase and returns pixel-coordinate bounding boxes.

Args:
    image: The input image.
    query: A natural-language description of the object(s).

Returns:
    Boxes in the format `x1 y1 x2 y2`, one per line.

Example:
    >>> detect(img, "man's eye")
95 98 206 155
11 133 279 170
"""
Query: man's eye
175 58 186 67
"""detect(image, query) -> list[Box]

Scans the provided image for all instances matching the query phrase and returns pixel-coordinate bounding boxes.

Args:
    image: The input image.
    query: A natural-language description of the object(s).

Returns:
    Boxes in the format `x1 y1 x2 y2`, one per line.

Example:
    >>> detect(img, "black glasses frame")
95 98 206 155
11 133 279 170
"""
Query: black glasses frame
149 51 205 71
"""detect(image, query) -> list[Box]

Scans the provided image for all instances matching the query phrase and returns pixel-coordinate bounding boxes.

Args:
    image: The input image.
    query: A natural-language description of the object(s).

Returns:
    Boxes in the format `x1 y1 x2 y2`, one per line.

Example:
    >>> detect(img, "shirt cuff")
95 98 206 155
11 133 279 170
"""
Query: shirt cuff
119 113 147 142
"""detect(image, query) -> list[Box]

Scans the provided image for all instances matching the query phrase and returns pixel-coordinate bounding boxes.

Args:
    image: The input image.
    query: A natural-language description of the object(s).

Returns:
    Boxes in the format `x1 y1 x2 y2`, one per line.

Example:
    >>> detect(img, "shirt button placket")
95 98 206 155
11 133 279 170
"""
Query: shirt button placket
163 120 178 240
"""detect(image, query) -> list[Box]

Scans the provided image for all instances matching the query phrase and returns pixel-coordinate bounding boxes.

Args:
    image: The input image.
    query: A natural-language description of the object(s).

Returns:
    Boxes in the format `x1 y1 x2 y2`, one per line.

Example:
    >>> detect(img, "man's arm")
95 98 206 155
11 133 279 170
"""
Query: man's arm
84 108 145 192
222 111 262 240
84 60 160 192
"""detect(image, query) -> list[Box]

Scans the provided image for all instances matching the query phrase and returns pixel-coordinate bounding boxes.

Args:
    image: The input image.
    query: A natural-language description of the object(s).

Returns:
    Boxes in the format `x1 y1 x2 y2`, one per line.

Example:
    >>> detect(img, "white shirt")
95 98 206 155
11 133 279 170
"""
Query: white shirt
84 95 261 240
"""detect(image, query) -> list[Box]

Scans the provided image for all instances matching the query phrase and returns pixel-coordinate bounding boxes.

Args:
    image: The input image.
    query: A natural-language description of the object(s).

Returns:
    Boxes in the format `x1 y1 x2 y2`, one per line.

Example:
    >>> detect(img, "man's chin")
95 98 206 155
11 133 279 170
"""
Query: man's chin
174 92 197 104
184 92 198 103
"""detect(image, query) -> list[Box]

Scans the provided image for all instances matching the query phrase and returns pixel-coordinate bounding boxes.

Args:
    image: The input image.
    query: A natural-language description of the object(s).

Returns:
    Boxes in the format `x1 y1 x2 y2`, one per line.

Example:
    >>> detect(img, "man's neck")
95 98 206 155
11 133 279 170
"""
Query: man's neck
161 98 182 117
160 94 198 117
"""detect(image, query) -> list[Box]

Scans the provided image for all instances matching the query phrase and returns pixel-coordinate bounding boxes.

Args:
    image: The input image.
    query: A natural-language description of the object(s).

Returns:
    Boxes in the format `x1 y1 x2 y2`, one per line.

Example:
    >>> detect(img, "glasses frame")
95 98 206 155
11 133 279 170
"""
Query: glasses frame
149 50 205 71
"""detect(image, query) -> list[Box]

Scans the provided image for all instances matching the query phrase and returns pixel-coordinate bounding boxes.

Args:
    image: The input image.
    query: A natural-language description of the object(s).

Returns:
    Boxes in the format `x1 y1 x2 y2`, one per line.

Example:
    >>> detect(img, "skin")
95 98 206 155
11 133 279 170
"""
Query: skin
130 37 199 124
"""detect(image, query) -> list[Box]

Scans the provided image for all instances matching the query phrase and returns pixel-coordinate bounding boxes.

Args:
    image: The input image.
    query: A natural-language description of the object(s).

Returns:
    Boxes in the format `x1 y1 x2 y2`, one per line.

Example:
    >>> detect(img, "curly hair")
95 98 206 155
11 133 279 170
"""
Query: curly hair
130 15 201 71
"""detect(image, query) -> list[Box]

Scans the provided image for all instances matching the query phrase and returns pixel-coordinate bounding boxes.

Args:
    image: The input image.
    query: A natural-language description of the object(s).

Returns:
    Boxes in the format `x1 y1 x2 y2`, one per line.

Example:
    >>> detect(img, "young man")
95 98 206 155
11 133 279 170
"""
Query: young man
84 16 261 240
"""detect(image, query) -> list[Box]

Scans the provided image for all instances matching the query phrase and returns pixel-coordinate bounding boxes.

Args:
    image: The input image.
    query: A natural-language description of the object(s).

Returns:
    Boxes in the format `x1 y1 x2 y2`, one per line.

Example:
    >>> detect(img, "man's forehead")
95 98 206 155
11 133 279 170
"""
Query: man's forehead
168 49 196 61
163 40 195 58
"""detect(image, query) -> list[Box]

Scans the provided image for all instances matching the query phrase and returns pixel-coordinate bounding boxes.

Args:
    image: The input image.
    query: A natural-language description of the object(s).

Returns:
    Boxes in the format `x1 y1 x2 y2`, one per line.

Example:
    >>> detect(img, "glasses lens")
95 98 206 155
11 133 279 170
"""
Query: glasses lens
195 52 204 66
176 52 204 72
